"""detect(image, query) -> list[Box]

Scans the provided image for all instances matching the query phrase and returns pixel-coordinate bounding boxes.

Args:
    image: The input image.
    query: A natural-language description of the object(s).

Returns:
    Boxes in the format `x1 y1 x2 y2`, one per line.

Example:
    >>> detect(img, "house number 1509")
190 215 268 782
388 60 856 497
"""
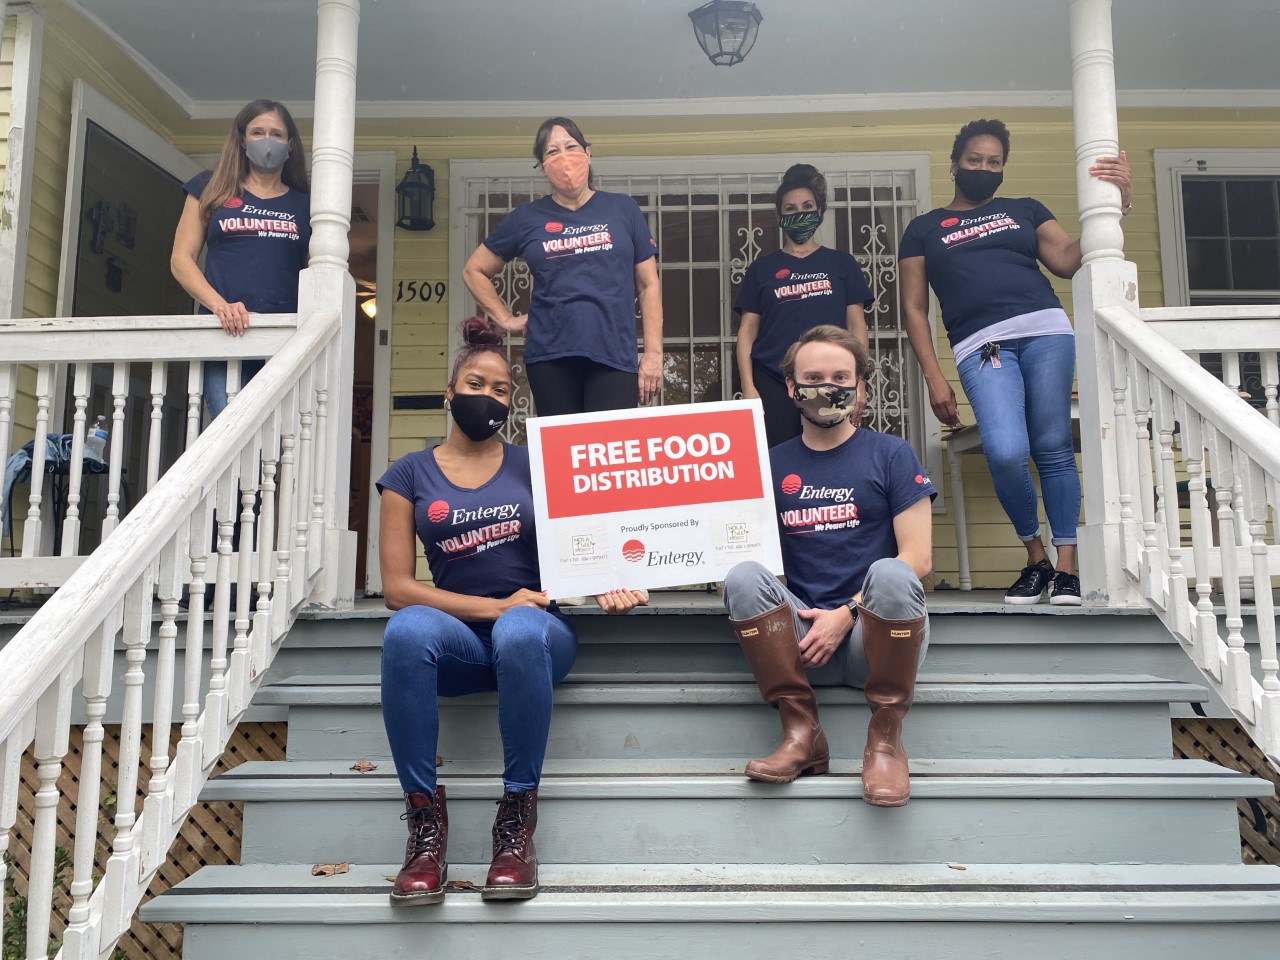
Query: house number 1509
395 280 447 303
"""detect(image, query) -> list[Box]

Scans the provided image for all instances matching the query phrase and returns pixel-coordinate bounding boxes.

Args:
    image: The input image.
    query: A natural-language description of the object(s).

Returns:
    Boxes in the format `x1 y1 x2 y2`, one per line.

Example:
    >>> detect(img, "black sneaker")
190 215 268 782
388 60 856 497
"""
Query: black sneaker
1004 560 1054 605
1049 571 1082 606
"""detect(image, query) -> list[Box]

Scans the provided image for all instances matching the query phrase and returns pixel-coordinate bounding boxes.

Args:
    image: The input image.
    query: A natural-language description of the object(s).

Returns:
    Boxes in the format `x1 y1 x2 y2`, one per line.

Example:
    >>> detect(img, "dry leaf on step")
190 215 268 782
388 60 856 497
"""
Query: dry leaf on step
350 759 378 773
445 880 479 891
947 864 967 871
311 862 350 877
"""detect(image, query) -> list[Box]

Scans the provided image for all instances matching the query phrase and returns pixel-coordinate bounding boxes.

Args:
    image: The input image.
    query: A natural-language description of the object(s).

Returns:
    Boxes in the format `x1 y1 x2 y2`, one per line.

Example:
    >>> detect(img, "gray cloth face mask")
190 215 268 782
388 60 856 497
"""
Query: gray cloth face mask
245 137 289 173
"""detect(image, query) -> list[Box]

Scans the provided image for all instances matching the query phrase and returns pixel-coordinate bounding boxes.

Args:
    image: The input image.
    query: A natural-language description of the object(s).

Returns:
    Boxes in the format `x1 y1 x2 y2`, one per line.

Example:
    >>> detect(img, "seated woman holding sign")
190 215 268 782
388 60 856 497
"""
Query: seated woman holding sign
377 317 646 907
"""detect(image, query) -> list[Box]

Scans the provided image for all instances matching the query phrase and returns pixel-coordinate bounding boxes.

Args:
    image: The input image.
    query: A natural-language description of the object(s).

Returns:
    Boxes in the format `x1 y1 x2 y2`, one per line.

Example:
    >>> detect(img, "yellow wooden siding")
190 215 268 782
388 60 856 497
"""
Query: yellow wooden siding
350 110 1279 590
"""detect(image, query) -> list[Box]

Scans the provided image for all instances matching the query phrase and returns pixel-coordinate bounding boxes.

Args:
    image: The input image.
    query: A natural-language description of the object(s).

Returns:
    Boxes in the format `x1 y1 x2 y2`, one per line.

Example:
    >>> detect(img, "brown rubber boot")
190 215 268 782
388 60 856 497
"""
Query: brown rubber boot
483 789 539 900
730 602 830 783
390 785 448 906
858 606 926 807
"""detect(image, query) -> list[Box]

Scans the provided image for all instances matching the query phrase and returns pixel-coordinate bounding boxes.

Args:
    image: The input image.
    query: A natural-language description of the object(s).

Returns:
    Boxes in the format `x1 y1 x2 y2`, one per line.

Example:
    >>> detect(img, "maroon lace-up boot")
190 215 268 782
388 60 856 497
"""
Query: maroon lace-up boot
482 789 539 900
389 785 448 906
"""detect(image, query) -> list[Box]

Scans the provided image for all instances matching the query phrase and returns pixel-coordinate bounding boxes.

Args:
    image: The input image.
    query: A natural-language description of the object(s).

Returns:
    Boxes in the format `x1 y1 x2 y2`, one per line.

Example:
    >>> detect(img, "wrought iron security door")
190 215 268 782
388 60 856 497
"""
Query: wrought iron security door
453 155 940 483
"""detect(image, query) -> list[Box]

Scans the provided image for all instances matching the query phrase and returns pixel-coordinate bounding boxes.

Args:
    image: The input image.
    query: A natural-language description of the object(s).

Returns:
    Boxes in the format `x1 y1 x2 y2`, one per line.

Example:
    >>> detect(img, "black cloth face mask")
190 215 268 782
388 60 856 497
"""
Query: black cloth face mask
954 168 1003 203
791 382 858 428
780 210 823 244
449 392 509 441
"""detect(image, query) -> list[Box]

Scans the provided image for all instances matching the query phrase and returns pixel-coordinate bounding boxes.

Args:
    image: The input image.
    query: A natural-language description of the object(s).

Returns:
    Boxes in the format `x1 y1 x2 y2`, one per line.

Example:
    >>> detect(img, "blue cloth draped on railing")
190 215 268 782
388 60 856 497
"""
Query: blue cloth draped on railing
2 434 107 536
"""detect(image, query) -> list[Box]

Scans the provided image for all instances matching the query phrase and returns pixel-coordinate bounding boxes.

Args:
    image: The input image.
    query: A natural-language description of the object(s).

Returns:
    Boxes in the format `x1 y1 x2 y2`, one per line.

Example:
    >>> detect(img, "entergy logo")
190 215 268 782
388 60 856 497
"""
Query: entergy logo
427 500 450 523
622 539 646 562
780 473 802 495
223 196 244 209
774 268 792 280
544 221 564 233
940 217 959 228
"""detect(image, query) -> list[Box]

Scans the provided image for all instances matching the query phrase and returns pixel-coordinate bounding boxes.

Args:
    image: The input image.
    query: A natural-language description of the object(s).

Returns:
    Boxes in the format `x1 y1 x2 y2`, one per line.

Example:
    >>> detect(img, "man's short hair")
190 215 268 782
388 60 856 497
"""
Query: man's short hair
780 325 871 383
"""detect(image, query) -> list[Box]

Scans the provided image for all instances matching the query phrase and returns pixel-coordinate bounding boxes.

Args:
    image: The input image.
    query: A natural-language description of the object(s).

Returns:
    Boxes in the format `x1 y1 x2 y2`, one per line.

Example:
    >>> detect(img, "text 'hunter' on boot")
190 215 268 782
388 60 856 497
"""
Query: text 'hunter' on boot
858 606 926 807
730 602 830 783
389 785 448 906
483 789 540 900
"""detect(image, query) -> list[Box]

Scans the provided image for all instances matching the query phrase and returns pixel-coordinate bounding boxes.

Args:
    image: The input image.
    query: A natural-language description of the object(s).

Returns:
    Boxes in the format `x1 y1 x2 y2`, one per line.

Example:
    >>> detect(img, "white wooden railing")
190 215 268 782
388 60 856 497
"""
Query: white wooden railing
0 307 342 959
1095 303 1280 766
0 315 298 589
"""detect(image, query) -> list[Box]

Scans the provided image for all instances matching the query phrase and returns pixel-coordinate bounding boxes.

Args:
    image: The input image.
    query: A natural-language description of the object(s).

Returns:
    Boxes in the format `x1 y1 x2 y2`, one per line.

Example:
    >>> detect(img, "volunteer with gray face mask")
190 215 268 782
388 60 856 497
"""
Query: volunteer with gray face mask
171 98 311 418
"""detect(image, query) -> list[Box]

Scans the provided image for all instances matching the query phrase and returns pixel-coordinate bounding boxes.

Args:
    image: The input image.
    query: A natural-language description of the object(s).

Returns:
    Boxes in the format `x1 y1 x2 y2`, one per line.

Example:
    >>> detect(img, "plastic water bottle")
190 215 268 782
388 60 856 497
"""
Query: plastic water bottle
85 415 108 461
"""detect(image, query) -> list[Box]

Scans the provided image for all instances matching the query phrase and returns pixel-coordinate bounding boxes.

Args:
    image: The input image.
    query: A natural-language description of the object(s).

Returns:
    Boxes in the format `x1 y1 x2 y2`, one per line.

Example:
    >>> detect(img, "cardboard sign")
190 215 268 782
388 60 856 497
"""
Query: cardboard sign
526 400 783 598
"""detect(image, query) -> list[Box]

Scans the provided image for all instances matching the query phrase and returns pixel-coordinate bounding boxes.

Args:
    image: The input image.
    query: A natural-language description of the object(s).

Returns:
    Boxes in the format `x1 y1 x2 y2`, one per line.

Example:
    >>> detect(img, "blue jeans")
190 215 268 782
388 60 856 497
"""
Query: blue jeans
956 334 1079 547
722 558 929 689
380 605 578 795
204 358 265 420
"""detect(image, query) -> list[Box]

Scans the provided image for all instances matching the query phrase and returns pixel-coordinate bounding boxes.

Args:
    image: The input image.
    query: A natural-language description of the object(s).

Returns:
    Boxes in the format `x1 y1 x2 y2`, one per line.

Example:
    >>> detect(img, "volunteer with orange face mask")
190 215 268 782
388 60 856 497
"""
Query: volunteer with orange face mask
462 117 663 416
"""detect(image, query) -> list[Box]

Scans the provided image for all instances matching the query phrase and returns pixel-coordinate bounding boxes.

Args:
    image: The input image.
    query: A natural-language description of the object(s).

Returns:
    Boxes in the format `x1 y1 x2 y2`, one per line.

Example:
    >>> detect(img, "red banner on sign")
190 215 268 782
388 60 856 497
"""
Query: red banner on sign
539 408 765 520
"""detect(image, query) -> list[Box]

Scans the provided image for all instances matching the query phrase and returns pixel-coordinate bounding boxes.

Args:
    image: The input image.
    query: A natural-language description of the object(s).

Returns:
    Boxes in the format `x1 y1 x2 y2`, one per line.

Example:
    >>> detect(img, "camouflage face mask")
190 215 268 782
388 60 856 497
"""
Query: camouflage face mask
791 382 857 428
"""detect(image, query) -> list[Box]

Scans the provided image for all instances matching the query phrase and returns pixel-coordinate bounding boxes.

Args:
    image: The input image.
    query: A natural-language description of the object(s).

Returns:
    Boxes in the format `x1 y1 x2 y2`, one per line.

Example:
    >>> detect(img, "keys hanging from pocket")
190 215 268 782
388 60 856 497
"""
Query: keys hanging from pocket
979 341 1002 370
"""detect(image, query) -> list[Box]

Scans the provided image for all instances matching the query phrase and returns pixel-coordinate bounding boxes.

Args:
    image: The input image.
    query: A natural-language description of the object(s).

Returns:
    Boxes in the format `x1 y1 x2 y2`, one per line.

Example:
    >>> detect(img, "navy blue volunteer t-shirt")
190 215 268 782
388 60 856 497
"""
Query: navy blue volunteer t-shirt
771 429 936 610
183 171 311 313
898 197 1063 348
376 444 541 605
735 247 874 383
483 191 657 373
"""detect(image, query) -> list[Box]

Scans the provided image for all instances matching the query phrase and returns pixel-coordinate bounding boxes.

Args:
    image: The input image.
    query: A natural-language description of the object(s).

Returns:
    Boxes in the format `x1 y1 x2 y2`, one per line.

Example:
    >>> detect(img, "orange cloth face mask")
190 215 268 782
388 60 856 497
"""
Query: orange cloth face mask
542 150 590 196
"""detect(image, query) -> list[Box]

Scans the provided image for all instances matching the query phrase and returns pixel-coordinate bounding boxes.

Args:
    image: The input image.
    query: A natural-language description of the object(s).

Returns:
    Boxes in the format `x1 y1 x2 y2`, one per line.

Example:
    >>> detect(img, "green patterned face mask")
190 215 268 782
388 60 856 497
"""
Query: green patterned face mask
780 210 823 244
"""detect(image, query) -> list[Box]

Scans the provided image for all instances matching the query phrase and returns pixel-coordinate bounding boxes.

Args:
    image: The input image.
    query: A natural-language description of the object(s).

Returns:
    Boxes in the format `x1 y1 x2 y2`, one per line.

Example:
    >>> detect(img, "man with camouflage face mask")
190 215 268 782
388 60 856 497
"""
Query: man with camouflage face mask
723 324 936 807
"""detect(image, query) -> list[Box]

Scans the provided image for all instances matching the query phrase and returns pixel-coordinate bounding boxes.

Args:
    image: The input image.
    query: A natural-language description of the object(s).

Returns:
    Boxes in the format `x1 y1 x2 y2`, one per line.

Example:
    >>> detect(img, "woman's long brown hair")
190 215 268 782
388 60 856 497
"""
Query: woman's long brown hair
198 99 309 221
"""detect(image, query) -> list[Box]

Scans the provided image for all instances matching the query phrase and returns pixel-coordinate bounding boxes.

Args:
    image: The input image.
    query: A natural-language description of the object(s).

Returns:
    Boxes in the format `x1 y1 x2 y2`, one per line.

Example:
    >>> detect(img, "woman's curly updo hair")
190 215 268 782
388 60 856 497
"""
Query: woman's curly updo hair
449 316 508 387
950 118 1011 164
774 163 828 215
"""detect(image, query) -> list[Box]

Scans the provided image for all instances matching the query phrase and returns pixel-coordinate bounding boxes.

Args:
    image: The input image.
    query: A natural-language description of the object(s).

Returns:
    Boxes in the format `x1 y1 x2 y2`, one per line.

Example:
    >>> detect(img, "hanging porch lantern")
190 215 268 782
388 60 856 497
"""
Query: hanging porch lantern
688 1 763 67
396 147 435 231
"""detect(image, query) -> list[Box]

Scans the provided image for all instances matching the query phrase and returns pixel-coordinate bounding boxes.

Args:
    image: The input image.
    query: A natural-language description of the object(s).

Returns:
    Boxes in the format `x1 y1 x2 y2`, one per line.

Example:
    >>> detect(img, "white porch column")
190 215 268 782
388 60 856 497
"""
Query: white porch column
1069 0 1142 606
299 0 359 608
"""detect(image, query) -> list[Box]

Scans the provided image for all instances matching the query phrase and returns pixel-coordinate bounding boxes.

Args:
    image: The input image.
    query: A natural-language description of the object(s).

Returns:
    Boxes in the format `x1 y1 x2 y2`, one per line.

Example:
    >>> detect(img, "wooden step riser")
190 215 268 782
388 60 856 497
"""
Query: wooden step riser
283 701 1179 762
237 794 1245 866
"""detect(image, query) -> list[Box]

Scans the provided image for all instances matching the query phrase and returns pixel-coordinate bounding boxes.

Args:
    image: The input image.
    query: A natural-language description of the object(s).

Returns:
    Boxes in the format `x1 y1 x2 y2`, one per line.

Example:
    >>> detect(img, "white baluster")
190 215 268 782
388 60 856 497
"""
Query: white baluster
1241 458 1279 758
24 666 75 960
226 359 243 408
1153 381 1188 637
292 367 315 607
61 364 90 557
229 439 261 718
1107 339 1138 575
21 363 52 557
142 535 185 876
187 360 204 447
146 360 167 492
254 412 281 673
273 386 299 637
1180 412 1220 680
309 352 330 576
1131 362 1158 598
1 712 35 956
174 498 212 813
103 361 128 536
203 468 238 769
1209 428 1252 722
0 364 14 541
100 569 156 945
1262 349 1279 427
61 611 120 959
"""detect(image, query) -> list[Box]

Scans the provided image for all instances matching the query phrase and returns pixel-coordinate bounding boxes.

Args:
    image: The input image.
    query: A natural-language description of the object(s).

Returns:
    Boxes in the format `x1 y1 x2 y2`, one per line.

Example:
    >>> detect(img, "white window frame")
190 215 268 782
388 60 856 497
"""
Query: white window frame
1154 148 1280 306
448 151 942 498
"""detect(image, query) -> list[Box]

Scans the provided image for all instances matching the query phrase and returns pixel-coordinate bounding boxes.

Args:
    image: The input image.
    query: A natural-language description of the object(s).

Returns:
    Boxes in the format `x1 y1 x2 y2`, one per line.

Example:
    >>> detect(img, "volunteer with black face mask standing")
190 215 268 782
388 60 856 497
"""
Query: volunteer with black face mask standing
899 118 1130 607
376 317 647 908
171 98 311 419
734 164 875 449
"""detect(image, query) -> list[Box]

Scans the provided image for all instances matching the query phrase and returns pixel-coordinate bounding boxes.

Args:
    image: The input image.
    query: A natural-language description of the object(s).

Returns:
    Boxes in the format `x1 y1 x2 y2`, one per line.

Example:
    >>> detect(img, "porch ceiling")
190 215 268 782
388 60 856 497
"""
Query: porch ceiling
70 0 1279 117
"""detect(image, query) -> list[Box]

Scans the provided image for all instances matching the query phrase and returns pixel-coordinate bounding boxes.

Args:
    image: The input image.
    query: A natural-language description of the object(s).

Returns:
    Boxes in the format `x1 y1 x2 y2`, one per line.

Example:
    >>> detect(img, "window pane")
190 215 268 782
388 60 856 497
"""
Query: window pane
1182 180 1225 236
1229 238 1280 290
691 269 722 337
692 345 723 404
1186 238 1230 289
690 211 720 262
661 270 690 337
1226 180 1279 238
662 348 691 406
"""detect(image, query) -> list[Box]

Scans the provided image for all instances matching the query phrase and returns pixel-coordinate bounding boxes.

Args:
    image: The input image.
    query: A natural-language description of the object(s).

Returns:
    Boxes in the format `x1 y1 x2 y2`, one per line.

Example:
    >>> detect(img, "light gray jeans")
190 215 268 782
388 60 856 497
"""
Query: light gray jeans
722 558 929 689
